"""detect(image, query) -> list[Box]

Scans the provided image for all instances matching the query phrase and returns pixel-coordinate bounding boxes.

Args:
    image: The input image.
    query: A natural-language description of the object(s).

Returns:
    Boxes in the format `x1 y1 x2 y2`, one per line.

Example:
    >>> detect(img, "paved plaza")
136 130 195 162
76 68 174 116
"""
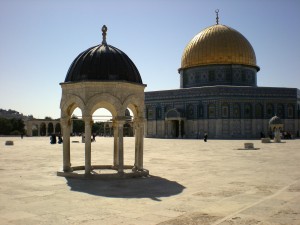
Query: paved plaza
0 136 300 225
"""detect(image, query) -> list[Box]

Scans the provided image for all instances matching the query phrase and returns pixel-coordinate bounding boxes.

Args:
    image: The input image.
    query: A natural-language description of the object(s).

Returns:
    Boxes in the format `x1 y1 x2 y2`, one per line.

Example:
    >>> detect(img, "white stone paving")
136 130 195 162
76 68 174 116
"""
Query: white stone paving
1 136 300 225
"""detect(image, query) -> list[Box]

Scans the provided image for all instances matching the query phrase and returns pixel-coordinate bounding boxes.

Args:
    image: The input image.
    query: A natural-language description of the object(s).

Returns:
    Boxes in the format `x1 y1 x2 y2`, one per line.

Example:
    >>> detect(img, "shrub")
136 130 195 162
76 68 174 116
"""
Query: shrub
10 130 21 135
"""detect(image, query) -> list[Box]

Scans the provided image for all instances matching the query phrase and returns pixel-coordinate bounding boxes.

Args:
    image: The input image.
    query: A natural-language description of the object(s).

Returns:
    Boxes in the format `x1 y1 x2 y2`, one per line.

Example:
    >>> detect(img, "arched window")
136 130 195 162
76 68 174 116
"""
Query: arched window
187 104 194 119
233 103 241 118
208 70 215 81
244 103 252 119
48 123 54 134
225 70 232 81
266 103 274 118
55 123 61 134
156 106 162 120
287 104 294 118
40 123 46 136
165 105 172 115
198 104 204 118
277 104 284 118
208 103 216 118
255 103 263 119
147 107 154 120
221 103 229 118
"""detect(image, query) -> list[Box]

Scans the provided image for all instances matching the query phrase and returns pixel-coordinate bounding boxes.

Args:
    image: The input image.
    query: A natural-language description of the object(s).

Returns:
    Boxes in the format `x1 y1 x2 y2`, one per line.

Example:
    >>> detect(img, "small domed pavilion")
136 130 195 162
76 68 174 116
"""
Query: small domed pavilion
58 25 148 178
269 115 284 143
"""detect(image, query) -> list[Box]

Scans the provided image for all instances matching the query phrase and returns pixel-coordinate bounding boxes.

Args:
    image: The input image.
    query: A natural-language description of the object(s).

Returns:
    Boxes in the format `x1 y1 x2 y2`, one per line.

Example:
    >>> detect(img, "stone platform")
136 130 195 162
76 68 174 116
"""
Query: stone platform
1 137 300 225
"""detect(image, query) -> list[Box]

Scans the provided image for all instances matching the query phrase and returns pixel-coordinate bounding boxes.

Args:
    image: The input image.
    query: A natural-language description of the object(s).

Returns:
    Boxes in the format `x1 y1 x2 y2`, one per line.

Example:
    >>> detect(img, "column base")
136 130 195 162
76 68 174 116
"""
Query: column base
63 166 73 172
57 165 149 179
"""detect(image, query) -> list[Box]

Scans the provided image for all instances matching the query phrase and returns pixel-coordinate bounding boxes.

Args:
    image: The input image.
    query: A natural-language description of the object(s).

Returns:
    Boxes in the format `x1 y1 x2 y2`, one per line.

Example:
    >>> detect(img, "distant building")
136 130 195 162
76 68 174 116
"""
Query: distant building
145 16 300 139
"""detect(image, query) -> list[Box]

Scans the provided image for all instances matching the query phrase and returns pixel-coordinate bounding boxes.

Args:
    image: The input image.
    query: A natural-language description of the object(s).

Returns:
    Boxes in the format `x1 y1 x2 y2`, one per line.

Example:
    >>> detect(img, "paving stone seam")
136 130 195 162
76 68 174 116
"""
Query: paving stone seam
211 178 300 225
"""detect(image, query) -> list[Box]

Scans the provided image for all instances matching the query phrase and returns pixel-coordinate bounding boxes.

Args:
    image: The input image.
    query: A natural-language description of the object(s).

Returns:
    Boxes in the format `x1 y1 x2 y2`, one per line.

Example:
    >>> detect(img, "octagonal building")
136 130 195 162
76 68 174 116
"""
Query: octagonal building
145 16 300 139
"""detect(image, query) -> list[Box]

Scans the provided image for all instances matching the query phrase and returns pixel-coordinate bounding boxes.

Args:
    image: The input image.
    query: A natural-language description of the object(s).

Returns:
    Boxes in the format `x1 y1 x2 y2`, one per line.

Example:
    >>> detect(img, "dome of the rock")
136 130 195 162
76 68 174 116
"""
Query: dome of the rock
180 24 259 71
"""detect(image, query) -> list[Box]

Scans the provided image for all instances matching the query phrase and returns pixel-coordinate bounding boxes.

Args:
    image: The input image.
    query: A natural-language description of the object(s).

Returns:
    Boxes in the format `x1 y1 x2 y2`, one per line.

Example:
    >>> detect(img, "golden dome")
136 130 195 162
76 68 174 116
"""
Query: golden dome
180 24 259 70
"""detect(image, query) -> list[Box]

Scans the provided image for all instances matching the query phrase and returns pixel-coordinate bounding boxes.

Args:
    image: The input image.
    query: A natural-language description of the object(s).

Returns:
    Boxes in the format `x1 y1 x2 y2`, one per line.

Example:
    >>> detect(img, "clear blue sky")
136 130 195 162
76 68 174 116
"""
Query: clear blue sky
1 0 300 119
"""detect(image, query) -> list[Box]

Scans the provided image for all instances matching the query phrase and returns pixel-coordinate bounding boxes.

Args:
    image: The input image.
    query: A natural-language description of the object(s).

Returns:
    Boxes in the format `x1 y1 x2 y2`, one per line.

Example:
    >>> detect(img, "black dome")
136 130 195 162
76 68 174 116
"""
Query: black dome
64 44 143 84
269 116 282 125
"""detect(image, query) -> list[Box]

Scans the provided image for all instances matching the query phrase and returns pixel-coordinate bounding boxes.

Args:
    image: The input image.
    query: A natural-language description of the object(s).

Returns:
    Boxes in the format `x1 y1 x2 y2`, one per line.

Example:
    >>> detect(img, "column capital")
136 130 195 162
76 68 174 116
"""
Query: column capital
60 117 71 127
82 116 93 127
133 117 146 125
112 119 126 128
134 121 145 129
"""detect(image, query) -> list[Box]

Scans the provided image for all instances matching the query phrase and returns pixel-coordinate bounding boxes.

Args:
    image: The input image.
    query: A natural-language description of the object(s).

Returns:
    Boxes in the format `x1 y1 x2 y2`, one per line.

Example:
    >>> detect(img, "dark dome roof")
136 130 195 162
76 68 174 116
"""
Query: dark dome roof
269 116 282 125
64 38 142 84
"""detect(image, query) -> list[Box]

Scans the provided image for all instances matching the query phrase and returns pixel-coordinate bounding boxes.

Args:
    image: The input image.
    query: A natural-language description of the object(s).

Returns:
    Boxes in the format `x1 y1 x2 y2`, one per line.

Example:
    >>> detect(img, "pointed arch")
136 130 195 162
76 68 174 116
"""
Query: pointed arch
86 93 122 117
123 94 144 118
60 94 85 117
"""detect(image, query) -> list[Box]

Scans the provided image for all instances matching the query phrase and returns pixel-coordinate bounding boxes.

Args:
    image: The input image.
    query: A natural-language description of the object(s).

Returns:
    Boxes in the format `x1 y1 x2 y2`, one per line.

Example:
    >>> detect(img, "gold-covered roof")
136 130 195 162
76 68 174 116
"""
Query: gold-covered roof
180 24 259 70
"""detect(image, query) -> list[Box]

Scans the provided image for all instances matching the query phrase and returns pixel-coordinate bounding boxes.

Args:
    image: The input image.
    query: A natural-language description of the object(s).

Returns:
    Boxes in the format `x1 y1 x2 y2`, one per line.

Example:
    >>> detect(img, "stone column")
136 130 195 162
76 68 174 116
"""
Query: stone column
252 119 257 138
139 122 144 169
165 120 168 138
134 119 144 170
117 120 125 174
61 117 71 172
70 120 73 135
241 119 245 137
45 123 48 136
134 121 139 169
178 120 182 138
131 123 135 136
113 120 119 167
27 122 32 136
215 119 221 139
83 116 92 174
37 124 40 136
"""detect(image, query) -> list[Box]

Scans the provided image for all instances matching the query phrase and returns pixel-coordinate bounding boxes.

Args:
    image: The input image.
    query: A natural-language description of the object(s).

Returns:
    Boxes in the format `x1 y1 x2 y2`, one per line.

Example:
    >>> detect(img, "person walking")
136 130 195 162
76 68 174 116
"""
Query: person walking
204 133 208 142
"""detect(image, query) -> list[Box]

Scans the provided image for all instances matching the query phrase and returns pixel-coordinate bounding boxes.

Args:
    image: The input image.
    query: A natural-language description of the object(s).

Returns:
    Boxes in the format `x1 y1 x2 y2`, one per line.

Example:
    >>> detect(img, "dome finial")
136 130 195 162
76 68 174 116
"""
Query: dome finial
102 25 108 45
215 9 219 24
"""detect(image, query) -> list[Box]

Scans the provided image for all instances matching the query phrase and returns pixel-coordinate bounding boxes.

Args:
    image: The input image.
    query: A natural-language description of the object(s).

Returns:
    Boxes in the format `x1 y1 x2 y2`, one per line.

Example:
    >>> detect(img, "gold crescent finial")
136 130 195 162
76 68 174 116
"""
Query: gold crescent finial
215 9 219 24
102 25 107 45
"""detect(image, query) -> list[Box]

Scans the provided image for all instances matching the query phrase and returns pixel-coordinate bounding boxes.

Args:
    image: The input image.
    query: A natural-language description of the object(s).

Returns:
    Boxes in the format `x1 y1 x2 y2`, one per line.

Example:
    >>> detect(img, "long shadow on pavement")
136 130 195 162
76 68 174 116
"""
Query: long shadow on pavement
66 175 185 201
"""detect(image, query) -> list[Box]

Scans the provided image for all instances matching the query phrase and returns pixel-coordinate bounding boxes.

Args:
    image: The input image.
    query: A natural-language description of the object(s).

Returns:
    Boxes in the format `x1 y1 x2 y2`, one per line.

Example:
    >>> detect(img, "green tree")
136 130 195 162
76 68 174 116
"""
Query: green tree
10 118 25 134
92 122 104 134
0 117 25 135
0 117 12 135
72 115 84 134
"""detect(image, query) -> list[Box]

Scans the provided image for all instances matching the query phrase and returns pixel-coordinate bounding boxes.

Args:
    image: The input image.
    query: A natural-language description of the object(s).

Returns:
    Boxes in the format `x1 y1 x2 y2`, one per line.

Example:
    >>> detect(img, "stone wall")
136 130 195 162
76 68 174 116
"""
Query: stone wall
145 118 300 139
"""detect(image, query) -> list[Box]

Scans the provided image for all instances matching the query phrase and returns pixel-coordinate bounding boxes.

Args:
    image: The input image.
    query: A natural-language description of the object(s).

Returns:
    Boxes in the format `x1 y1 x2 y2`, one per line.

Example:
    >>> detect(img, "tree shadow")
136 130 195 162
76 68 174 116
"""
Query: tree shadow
65 175 185 201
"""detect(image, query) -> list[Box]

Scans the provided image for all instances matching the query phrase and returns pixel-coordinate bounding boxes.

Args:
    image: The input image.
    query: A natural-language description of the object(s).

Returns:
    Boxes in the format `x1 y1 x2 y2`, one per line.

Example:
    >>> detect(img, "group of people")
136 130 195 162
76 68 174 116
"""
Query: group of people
261 131 294 139
50 133 63 144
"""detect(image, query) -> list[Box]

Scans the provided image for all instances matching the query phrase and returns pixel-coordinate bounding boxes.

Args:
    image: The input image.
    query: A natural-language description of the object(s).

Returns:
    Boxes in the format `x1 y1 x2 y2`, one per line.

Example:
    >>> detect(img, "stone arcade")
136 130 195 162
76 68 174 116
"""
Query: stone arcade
145 12 300 139
25 119 61 136
57 25 149 178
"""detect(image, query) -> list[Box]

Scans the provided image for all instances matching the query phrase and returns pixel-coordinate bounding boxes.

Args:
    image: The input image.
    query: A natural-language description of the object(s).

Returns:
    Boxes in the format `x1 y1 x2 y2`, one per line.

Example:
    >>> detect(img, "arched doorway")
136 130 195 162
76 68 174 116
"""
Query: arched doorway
165 108 185 138
169 120 184 138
